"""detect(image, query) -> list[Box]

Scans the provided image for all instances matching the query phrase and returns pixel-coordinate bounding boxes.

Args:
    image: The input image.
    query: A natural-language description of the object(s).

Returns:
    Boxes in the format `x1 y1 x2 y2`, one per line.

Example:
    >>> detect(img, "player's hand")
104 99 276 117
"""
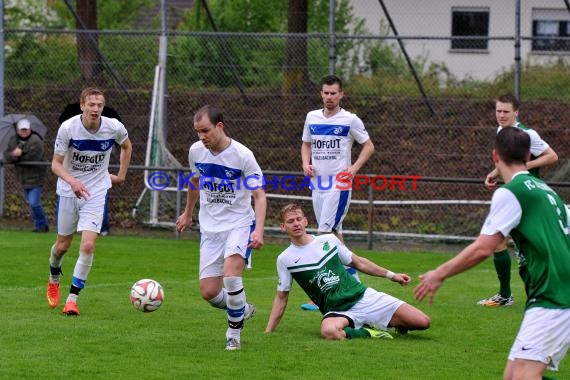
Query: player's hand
303 164 315 178
109 173 126 185
484 169 499 190
248 229 264 249
484 174 498 190
391 273 411 286
343 166 358 181
175 212 192 233
414 270 444 304
70 179 90 199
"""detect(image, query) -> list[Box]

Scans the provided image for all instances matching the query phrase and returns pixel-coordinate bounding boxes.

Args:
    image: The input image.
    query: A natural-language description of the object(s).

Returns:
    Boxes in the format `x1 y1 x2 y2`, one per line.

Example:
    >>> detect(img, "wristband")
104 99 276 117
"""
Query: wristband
385 270 395 280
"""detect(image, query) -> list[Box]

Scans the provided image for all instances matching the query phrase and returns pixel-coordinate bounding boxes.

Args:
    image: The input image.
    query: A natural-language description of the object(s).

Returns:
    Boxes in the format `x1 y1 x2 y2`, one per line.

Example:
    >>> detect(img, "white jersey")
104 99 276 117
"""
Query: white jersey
189 139 263 233
497 122 549 157
54 115 128 197
302 108 370 190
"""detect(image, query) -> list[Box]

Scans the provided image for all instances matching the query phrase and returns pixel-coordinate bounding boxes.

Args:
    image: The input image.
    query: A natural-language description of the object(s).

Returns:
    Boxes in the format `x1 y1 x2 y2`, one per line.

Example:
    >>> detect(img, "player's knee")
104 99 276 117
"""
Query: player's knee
320 322 345 340
320 326 340 340
55 241 70 255
80 240 96 254
200 283 221 303
201 289 218 302
416 314 431 330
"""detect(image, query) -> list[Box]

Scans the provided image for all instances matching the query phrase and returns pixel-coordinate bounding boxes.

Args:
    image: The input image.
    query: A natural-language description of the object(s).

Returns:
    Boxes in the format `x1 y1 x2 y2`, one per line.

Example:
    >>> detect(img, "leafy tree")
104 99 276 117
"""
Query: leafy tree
51 0 154 81
51 0 154 30
4 0 59 28
172 0 358 92
3 0 60 56
283 0 309 94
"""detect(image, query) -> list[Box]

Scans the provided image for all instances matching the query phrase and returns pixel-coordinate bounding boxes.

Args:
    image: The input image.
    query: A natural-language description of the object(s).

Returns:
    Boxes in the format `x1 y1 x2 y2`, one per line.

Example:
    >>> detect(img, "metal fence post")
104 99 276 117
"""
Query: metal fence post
367 181 374 250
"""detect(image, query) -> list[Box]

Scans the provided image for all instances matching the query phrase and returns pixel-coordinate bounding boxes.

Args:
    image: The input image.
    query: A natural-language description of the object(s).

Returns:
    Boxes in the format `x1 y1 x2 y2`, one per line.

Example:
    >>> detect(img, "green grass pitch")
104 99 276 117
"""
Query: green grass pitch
0 230 566 380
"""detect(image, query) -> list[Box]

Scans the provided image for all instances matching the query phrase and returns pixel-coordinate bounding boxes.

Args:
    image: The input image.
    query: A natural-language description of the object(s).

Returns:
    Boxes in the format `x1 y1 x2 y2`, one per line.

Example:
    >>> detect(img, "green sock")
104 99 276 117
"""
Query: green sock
343 327 370 339
493 249 511 298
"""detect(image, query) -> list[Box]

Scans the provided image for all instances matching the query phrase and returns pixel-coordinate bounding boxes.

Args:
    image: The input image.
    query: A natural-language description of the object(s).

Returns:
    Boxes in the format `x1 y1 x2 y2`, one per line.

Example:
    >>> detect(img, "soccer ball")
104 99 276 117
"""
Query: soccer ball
130 279 164 312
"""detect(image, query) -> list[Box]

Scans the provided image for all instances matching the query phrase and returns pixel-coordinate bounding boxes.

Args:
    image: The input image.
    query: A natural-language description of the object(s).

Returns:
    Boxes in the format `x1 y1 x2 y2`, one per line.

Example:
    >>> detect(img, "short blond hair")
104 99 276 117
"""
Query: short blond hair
80 87 105 105
279 203 304 222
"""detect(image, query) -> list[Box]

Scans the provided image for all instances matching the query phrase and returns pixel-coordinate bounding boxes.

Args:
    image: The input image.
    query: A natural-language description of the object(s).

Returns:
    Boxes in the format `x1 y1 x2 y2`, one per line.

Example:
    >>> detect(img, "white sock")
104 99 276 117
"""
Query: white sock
224 276 245 338
49 244 64 283
71 251 93 290
208 289 227 309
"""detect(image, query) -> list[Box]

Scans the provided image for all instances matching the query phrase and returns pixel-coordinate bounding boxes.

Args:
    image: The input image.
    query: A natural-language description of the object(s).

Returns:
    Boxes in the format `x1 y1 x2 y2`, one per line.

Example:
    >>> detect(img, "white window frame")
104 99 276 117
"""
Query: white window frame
532 8 570 52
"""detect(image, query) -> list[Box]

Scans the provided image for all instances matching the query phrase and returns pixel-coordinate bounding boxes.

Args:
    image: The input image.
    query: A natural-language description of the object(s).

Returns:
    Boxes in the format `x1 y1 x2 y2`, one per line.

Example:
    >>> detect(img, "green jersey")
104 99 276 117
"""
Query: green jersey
275 234 366 314
483 172 570 310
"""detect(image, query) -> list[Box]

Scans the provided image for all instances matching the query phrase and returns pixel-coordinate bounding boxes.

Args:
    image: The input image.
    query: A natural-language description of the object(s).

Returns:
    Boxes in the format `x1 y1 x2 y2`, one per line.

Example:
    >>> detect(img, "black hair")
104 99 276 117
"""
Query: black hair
495 127 530 165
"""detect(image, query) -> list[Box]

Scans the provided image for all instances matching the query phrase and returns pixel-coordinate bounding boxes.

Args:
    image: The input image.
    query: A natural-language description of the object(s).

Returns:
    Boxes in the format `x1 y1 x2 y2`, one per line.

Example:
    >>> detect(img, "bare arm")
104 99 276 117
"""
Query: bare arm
486 146 558 189
350 253 410 285
414 232 503 304
301 141 314 177
52 153 90 199
249 187 267 249
175 176 200 232
109 138 132 185
265 291 289 333
346 139 375 176
484 167 499 189
526 146 558 171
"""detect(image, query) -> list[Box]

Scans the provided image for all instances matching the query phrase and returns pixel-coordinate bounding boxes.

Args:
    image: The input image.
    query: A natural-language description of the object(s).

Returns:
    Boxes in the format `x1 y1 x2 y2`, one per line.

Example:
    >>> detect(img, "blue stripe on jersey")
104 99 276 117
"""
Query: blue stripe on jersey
55 195 60 231
309 124 350 137
70 138 115 152
195 162 243 180
333 190 350 231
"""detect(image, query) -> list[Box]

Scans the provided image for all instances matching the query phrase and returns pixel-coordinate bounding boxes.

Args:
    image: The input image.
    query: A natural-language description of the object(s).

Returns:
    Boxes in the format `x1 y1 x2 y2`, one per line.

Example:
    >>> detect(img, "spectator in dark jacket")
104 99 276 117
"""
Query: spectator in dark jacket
3 118 49 232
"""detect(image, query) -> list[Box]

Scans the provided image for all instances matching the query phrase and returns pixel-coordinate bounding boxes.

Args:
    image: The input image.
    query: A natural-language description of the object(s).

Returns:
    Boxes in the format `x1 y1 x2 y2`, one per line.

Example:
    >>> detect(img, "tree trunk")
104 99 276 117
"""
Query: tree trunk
76 0 100 81
282 0 310 95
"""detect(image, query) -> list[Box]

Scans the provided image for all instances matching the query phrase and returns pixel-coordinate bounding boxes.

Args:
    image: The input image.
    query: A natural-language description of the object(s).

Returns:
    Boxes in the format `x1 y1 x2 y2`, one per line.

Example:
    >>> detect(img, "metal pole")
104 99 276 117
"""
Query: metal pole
0 0 4 117
0 163 4 217
0 0 5 216
159 0 168 141
367 182 374 250
329 0 336 75
201 0 249 104
514 0 521 99
377 0 435 116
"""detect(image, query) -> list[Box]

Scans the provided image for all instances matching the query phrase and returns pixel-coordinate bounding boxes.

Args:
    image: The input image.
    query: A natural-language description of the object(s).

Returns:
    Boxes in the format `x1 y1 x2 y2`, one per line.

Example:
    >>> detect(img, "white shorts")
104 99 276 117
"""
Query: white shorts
324 288 405 330
312 190 351 233
56 192 107 235
199 224 254 280
508 307 570 371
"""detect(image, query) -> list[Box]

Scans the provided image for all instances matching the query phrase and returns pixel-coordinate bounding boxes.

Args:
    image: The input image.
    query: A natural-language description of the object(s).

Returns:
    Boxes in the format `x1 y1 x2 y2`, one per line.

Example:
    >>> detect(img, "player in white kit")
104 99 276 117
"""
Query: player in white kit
176 105 266 350
300 75 375 310
46 87 132 316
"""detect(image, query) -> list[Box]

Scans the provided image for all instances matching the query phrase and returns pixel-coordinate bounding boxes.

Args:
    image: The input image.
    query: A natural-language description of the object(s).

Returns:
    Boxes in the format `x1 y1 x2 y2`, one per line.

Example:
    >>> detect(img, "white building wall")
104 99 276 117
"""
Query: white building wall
350 0 570 80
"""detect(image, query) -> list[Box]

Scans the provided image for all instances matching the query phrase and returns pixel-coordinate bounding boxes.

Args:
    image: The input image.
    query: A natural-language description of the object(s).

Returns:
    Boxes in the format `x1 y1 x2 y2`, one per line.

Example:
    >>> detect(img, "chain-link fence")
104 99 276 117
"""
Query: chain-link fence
2 18 570 244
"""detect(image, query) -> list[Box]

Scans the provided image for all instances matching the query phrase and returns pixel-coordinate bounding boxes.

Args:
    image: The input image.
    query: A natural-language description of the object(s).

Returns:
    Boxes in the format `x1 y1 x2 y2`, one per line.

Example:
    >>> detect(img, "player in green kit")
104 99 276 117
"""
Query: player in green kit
265 204 430 340
415 127 570 379
479 94 558 307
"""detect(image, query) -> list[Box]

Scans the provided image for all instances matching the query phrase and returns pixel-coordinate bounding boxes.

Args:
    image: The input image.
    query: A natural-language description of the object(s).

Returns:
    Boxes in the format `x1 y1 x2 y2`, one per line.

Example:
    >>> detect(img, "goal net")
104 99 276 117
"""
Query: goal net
132 64 185 228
